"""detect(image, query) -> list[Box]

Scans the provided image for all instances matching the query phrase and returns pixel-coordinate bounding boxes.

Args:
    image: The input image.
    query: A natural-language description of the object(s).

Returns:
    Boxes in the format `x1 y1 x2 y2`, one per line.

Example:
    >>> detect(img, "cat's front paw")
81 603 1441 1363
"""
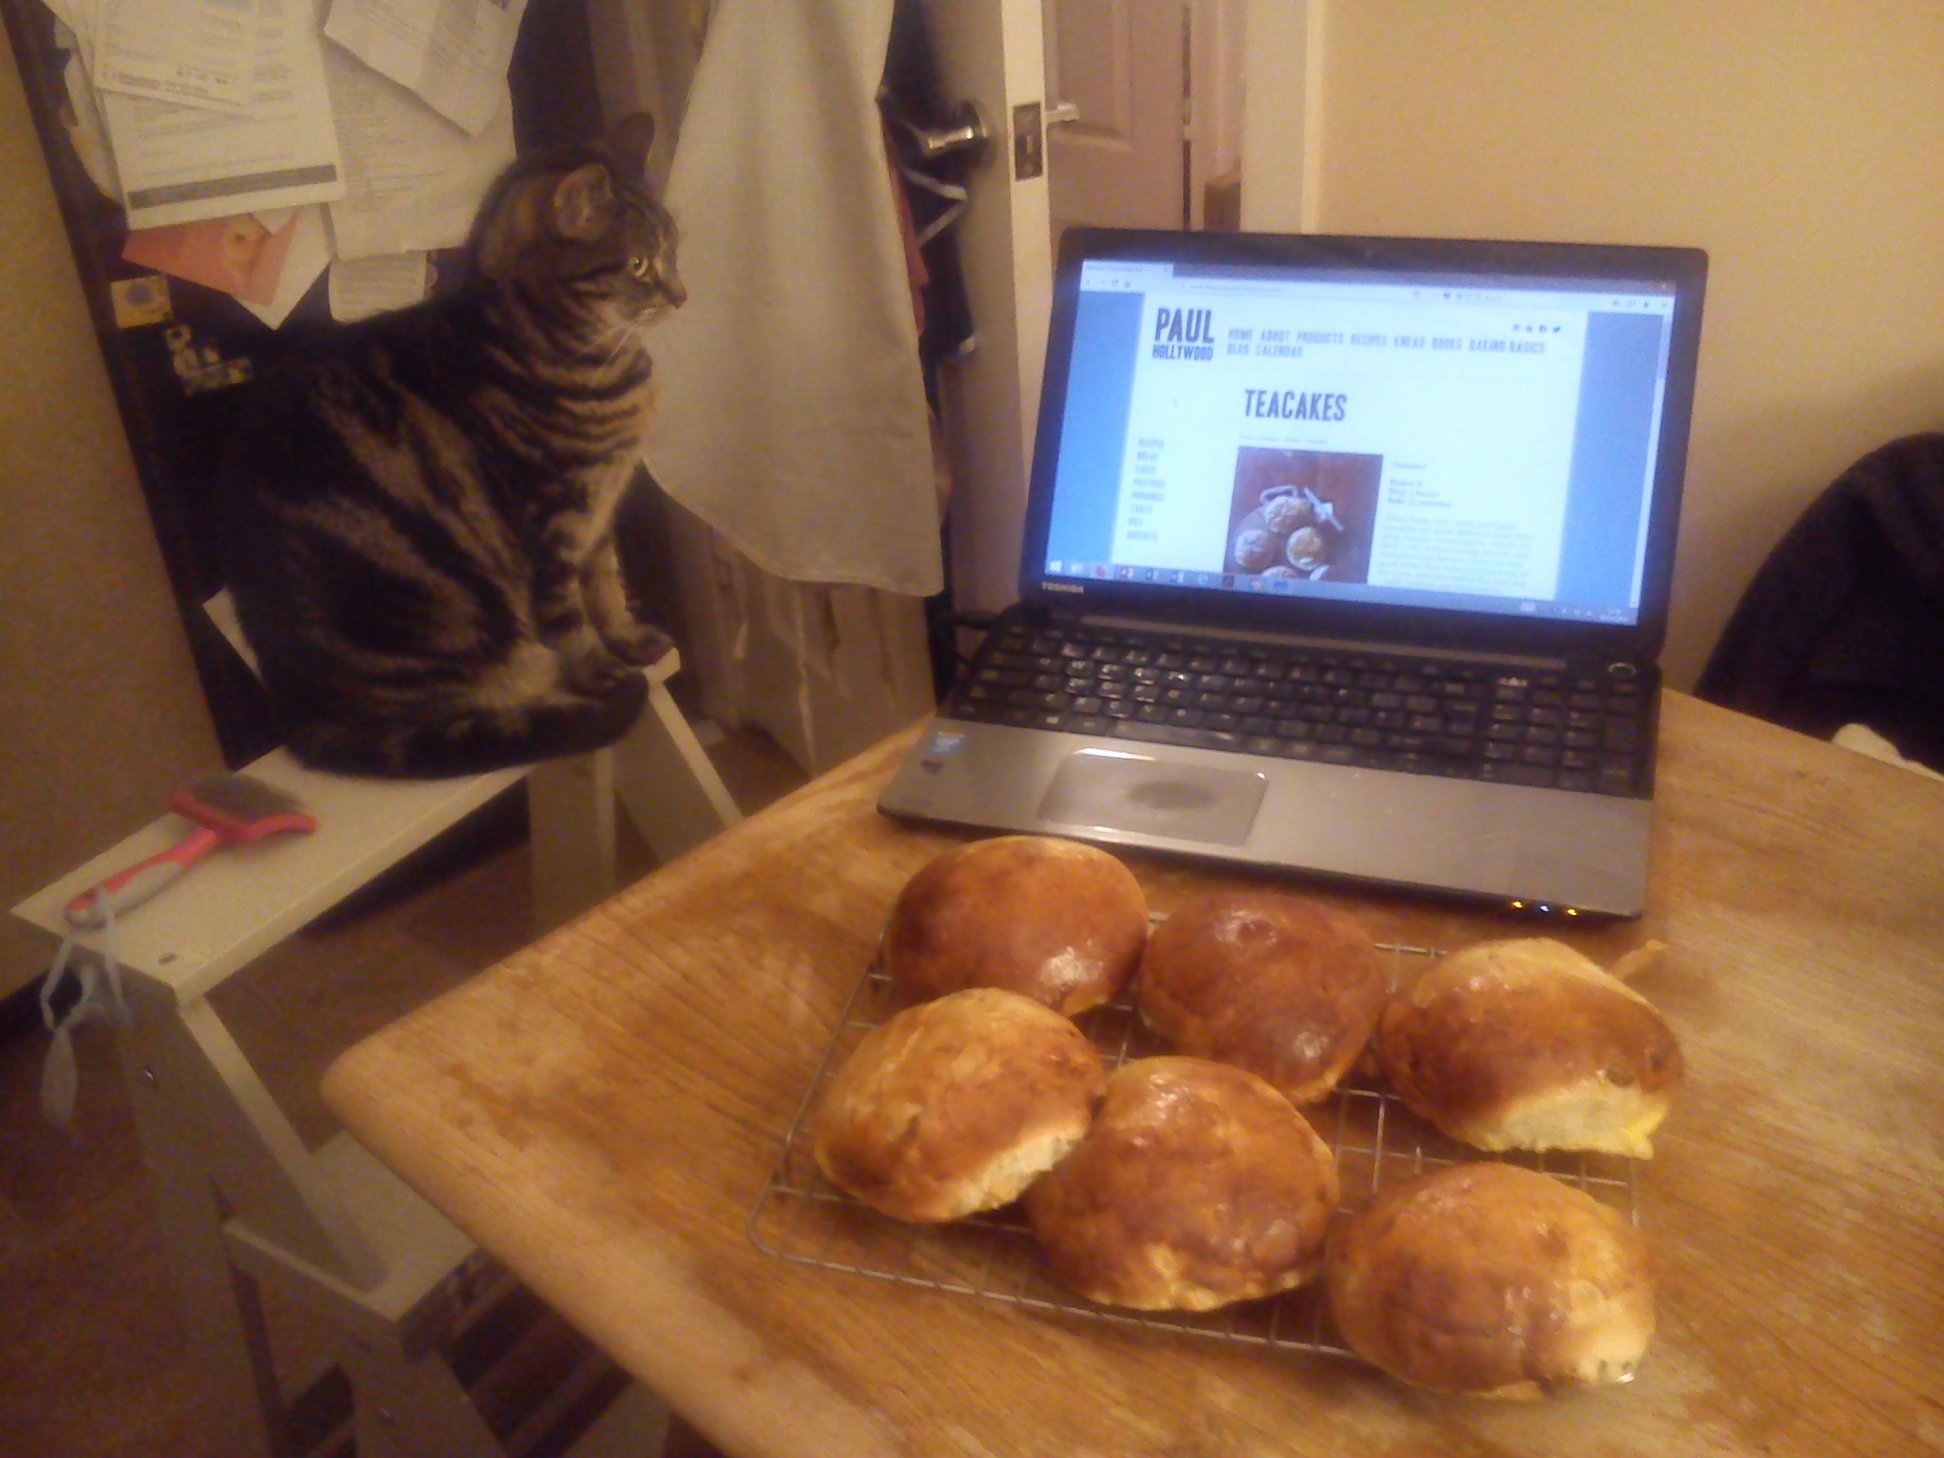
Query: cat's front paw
561 647 634 697
602 620 676 668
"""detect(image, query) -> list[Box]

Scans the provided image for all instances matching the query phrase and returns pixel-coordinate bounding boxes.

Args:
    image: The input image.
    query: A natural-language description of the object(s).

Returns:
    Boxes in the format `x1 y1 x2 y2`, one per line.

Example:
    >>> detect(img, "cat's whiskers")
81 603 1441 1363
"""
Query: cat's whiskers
594 317 645 375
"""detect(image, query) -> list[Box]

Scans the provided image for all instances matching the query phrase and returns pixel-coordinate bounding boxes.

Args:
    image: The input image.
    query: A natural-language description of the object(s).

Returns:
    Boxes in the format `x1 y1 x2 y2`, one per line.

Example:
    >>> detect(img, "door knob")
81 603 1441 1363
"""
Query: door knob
891 101 993 165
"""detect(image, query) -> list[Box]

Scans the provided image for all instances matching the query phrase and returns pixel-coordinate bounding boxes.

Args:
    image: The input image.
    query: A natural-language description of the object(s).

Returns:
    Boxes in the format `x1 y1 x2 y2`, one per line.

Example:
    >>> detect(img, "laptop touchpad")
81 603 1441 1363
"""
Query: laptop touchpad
1037 750 1267 846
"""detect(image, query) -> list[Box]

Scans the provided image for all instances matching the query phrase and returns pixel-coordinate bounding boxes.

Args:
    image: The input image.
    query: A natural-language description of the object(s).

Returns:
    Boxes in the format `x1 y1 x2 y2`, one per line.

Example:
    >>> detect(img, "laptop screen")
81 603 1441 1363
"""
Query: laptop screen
1025 232 1707 653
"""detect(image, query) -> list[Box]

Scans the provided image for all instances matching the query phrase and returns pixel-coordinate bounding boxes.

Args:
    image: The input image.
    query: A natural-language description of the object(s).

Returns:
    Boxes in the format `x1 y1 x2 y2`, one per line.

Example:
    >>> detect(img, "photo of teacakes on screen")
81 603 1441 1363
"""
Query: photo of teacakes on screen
1224 447 1381 584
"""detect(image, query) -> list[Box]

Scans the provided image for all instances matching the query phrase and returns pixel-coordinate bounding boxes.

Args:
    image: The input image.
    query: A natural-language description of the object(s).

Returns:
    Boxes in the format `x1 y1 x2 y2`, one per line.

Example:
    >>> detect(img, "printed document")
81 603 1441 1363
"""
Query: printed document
90 0 257 113
102 0 344 229
323 0 530 136
322 40 513 259
328 251 430 320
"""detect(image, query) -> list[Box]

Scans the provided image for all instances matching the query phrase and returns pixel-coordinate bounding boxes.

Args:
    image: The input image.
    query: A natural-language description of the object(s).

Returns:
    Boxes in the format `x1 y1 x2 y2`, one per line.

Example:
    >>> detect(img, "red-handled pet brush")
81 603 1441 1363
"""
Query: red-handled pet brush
66 774 317 928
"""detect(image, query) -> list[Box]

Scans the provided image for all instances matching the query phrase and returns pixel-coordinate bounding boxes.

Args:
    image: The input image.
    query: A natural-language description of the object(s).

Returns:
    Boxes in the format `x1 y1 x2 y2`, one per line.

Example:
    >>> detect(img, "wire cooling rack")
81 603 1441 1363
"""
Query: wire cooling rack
748 939 1641 1360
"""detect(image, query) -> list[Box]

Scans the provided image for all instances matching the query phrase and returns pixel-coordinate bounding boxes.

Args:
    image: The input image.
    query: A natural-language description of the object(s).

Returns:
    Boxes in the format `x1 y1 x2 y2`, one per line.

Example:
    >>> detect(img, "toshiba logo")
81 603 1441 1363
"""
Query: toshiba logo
1043 582 1085 594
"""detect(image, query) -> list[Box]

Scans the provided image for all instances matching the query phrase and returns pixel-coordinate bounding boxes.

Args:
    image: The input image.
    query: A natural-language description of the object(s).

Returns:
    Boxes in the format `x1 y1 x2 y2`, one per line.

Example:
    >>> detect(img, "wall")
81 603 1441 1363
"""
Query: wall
1 25 222 998
1245 0 1944 688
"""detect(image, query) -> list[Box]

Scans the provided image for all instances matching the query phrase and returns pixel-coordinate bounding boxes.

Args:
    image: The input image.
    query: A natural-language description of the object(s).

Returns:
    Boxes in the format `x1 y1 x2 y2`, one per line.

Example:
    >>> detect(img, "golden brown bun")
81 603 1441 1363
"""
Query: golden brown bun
812 988 1106 1223
1136 892 1384 1104
1023 1057 1339 1311
1327 1161 1655 1398
883 836 1148 1015
1377 938 1683 1157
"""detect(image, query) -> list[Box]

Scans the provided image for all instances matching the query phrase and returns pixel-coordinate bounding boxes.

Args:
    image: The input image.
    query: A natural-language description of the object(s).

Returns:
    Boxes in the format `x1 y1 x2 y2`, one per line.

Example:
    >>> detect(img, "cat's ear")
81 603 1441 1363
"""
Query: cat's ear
605 111 656 177
552 163 615 241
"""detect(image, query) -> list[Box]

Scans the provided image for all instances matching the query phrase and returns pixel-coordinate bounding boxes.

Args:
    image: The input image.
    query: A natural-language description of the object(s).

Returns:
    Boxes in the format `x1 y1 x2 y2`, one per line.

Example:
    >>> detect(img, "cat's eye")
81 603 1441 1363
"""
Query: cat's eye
628 255 653 281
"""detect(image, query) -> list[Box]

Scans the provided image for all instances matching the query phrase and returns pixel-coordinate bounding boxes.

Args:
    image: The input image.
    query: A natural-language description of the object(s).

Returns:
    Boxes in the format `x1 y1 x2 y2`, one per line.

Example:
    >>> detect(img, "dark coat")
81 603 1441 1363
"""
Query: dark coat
1696 432 1944 771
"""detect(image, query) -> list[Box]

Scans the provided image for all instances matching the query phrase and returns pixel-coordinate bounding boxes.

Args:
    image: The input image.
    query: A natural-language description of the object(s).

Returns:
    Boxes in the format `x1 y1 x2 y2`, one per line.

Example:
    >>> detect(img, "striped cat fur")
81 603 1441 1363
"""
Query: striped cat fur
219 113 684 778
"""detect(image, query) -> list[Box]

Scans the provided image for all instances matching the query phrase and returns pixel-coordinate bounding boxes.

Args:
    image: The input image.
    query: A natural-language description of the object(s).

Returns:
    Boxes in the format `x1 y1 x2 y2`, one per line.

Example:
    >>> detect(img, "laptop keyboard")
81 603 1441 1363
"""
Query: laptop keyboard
945 620 1652 798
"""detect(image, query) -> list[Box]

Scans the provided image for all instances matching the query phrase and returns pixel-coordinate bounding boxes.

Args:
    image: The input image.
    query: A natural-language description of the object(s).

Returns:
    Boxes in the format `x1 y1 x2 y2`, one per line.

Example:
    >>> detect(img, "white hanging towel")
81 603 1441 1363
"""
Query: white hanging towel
643 0 943 597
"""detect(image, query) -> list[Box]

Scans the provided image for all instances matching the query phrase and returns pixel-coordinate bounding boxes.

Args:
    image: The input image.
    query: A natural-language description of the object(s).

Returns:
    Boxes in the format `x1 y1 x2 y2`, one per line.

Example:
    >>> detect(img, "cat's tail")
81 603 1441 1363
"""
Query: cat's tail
284 675 649 780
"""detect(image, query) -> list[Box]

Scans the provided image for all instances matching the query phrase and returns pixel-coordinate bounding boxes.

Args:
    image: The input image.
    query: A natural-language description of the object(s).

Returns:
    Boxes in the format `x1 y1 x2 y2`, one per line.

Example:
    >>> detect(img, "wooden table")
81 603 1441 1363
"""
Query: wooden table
322 692 1944 1457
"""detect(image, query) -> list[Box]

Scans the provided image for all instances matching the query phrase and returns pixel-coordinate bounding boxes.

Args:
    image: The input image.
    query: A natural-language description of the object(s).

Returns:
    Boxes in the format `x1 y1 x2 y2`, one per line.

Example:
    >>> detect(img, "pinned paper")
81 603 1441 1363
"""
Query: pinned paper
42 0 536 328
123 212 301 306
239 205 333 328
321 38 514 260
329 251 430 320
323 0 529 137
39 1 97 71
60 50 122 202
101 0 346 230
90 0 258 113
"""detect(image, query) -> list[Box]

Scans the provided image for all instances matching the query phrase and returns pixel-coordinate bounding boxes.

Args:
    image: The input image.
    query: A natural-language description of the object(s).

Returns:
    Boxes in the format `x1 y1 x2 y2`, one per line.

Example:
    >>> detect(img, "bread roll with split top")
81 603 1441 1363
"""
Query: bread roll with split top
812 987 1106 1223
1135 892 1385 1104
1023 1056 1339 1311
883 835 1148 1015
1327 1161 1656 1398
1377 937 1683 1157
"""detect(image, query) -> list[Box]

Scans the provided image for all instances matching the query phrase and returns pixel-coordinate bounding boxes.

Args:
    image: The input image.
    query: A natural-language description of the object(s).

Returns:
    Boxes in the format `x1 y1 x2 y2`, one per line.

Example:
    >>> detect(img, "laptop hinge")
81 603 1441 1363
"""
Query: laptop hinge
1069 611 1573 673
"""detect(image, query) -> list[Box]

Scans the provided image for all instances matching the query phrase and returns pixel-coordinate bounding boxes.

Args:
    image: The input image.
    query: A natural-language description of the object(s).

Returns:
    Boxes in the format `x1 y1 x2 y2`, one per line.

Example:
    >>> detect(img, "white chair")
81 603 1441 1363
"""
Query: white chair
11 604 739 1458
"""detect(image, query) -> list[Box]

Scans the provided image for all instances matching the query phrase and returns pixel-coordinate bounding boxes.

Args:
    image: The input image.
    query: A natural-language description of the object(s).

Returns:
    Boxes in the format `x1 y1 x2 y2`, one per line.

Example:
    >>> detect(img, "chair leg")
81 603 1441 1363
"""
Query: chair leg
661 1411 730 1458
525 751 620 932
339 1328 505 1458
612 677 742 865
114 1021 285 1458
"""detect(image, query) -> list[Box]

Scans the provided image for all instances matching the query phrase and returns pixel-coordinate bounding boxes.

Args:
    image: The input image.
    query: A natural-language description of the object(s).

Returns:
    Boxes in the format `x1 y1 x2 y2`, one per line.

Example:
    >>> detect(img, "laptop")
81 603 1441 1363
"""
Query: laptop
880 228 1707 919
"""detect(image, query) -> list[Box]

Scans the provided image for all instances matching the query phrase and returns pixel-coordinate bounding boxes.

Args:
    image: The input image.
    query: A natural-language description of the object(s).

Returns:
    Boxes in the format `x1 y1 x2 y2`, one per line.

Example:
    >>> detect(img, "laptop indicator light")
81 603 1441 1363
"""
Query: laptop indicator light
1507 900 1582 918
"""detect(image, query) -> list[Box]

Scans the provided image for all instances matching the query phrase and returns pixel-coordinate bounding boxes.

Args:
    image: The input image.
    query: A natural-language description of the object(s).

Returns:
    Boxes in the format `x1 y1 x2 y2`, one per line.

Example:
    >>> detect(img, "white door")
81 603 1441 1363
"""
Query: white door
926 0 1255 619
1042 0 1186 238
921 0 1057 616
1042 0 1248 240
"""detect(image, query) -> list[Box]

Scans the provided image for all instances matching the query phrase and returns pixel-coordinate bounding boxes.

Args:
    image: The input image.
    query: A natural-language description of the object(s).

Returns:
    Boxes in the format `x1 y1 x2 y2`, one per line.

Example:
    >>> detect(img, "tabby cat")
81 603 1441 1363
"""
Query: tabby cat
219 113 684 778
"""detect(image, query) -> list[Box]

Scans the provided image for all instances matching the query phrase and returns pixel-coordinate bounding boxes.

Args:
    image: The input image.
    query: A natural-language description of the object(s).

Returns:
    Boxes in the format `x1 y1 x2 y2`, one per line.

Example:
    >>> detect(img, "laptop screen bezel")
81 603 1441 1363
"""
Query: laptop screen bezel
1017 228 1708 665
